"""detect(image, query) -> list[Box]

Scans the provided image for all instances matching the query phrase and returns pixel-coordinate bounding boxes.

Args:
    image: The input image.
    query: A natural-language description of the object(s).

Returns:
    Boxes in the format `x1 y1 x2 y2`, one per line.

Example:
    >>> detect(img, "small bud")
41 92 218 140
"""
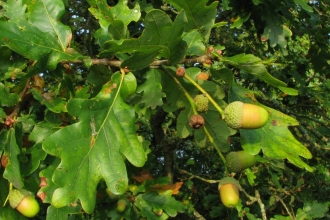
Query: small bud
176 67 185 77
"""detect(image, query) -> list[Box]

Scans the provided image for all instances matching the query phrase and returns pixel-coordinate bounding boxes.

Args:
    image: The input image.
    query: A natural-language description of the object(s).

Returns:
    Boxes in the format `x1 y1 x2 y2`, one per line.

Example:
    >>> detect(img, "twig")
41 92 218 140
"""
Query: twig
274 195 295 220
60 55 212 68
240 188 267 220
255 190 267 220
193 209 206 220
179 169 220 184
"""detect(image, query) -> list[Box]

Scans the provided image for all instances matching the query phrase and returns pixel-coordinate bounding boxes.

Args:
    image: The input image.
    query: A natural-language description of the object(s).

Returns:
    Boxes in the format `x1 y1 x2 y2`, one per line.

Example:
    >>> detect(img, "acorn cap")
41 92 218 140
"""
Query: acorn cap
226 151 255 173
224 101 244 129
9 189 31 209
218 177 241 190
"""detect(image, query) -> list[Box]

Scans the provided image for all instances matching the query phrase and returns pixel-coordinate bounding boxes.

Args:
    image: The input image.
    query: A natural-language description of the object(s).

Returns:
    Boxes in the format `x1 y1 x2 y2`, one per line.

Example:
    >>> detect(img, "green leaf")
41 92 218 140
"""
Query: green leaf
261 10 292 52
38 157 61 203
136 69 163 109
0 0 82 70
0 83 20 107
221 54 287 88
165 0 218 42
29 121 60 144
42 72 146 213
203 110 230 152
245 168 256 186
21 143 47 176
121 72 137 100
303 200 329 218
31 89 67 113
294 0 313 12
88 0 141 44
2 129 24 189
230 84 313 172
177 107 193 138
135 191 185 219
278 86 299 96
2 0 27 20
46 205 82 220
230 13 250 29
183 30 206 56
27 0 71 51
101 10 187 70
0 108 6 123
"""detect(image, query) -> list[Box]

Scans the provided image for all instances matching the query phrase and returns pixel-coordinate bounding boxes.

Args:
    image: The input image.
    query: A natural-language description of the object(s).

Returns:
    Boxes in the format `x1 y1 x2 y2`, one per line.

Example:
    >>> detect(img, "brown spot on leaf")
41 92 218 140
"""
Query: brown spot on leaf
39 177 47 187
271 120 277 126
37 192 46 202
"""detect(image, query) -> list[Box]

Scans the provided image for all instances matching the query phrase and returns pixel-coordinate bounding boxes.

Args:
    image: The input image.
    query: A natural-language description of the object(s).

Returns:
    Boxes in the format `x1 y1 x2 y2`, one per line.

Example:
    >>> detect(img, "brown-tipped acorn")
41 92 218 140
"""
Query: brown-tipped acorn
116 199 128 213
224 101 268 129
189 114 205 129
9 189 40 218
226 151 255 173
218 177 240 208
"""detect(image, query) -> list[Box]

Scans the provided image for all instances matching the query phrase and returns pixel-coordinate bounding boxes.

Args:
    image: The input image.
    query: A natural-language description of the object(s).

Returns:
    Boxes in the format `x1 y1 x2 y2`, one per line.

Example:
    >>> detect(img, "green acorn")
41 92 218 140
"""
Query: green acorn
218 177 241 208
9 189 40 218
226 151 255 173
224 101 268 129
194 94 209 112
116 198 128 213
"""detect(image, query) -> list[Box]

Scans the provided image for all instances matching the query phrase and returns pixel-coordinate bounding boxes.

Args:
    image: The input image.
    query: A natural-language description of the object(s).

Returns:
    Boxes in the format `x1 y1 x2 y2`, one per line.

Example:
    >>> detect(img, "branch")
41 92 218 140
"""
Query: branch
179 169 220 184
274 195 295 220
240 188 267 220
61 55 212 68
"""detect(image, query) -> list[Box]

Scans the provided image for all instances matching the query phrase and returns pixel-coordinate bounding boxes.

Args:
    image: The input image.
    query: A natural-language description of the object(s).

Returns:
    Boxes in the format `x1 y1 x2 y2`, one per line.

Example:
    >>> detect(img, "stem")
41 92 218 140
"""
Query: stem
179 169 220 184
203 127 228 175
162 67 198 115
183 73 224 118
3 183 12 207
163 67 228 171
274 195 295 220
61 54 211 68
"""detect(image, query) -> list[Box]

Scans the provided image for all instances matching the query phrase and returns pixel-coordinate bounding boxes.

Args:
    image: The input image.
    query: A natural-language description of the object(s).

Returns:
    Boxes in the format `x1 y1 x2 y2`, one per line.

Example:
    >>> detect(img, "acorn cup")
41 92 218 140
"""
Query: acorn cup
194 94 209 112
226 151 255 173
9 189 40 218
224 101 269 129
218 177 241 208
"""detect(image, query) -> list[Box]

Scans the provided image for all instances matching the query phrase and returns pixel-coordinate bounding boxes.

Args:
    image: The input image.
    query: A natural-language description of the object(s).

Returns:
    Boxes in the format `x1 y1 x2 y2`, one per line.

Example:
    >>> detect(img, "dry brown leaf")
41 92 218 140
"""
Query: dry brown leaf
133 170 154 182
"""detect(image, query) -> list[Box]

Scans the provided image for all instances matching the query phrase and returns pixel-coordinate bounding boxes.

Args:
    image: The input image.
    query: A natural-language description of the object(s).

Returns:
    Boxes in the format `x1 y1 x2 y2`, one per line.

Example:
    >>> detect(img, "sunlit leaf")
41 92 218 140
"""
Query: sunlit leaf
230 84 313 172
42 72 146 213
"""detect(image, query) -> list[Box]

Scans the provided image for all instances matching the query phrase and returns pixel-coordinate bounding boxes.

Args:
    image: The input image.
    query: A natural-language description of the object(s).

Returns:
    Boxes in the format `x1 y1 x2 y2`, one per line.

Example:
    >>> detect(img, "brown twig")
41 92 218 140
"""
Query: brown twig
61 54 212 68
179 169 220 184
274 195 295 220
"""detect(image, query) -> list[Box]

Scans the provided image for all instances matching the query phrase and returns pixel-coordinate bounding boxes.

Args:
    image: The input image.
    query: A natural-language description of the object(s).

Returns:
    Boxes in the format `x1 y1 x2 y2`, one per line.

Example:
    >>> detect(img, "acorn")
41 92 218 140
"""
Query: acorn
218 177 240 208
226 151 255 173
116 198 128 213
194 94 209 112
224 101 268 129
9 189 40 218
189 114 205 129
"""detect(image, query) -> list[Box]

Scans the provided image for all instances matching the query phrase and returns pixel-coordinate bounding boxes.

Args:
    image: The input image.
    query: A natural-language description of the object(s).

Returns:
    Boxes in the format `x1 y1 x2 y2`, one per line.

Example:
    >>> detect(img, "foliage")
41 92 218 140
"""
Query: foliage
0 0 330 219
